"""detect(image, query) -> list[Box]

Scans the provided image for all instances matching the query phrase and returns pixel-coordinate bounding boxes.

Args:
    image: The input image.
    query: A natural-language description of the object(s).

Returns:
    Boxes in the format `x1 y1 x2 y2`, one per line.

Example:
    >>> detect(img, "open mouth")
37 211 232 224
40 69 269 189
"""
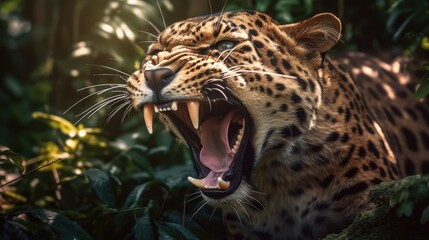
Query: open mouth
140 95 254 199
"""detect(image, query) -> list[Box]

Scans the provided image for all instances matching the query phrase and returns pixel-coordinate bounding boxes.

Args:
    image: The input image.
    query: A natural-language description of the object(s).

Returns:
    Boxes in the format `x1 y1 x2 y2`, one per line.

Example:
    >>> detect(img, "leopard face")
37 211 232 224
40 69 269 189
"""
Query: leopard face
127 11 341 205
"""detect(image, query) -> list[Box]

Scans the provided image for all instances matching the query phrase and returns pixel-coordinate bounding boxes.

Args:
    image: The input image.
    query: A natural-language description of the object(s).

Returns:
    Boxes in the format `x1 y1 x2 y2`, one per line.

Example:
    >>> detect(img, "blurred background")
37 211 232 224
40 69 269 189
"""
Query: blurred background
0 0 427 239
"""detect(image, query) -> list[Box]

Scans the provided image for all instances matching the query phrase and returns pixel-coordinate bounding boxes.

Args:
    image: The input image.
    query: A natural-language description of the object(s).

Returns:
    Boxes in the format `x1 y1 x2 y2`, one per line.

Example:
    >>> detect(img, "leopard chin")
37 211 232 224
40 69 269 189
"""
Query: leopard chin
137 90 256 200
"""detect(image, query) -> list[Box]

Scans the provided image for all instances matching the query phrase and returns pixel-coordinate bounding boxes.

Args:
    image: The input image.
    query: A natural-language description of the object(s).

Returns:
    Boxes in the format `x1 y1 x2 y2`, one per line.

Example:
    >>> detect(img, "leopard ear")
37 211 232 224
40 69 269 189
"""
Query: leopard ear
280 13 342 53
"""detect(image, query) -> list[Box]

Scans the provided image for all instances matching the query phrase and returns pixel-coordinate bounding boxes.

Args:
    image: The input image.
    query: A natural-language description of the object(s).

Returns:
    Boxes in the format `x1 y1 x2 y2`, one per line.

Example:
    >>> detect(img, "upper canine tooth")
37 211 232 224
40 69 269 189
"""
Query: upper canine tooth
188 176 205 189
143 104 154 134
171 101 178 111
154 106 159 113
186 101 200 129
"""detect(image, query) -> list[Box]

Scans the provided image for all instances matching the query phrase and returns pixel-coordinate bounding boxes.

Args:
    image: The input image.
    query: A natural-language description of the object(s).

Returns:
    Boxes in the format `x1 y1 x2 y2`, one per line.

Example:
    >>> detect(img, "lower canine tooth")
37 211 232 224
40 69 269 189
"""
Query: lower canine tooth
188 176 205 189
143 104 154 134
186 101 200 129
217 177 230 190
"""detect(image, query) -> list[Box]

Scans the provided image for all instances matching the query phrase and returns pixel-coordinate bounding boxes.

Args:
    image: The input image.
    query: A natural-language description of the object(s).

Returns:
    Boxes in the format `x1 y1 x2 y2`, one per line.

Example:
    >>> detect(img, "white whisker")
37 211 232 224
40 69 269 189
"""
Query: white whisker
139 30 159 39
87 64 130 77
64 85 126 114
156 0 166 29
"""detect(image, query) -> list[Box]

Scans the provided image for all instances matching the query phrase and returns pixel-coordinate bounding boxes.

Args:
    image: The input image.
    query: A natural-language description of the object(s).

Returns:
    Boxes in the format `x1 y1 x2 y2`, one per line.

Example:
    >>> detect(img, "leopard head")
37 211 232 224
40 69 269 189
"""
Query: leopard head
127 11 341 206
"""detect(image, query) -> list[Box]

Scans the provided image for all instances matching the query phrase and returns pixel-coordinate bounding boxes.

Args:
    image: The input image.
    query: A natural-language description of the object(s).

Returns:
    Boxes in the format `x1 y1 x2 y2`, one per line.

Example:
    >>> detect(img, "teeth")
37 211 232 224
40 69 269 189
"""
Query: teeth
143 104 154 134
171 101 178 111
230 119 245 155
217 177 230 190
187 101 200 129
154 106 159 113
188 176 205 189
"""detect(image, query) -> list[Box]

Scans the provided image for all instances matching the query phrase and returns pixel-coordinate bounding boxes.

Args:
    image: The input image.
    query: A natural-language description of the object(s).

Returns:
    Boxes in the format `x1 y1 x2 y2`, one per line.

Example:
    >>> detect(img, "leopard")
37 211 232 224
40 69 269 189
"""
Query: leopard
126 10 429 240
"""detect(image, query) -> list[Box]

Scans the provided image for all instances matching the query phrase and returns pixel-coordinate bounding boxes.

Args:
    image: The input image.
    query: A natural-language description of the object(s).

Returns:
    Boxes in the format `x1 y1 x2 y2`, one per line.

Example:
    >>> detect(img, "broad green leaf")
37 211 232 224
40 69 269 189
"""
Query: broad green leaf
32 112 77 135
84 169 116 207
0 149 25 173
157 221 198 240
133 209 154 240
24 208 92 240
396 200 414 217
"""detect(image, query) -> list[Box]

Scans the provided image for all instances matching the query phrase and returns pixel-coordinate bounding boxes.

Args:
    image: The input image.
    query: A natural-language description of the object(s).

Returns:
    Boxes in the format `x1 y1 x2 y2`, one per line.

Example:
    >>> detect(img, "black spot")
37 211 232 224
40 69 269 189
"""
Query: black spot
270 58 278 66
282 125 302 137
390 106 403 117
420 131 429 150
275 83 285 91
240 45 252 52
279 104 288 112
369 161 377 170
340 145 355 166
296 108 307 123
291 93 302 103
325 132 340 141
405 158 415 175
255 19 263 27
301 208 310 217
282 59 292 69
265 102 271 107
344 108 351 122
341 133 350 143
262 129 275 150
382 107 396 125
308 79 316 92
296 77 308 91
358 147 366 158
249 29 258 36
253 40 264 48
402 127 418 152
332 182 369 201
344 167 359 178
319 174 334 188
370 178 383 185
367 140 380 158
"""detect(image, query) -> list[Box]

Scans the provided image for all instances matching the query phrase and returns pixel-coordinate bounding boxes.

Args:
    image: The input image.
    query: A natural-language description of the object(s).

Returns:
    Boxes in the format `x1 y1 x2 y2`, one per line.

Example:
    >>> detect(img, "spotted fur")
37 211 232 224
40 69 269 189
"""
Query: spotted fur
127 11 429 240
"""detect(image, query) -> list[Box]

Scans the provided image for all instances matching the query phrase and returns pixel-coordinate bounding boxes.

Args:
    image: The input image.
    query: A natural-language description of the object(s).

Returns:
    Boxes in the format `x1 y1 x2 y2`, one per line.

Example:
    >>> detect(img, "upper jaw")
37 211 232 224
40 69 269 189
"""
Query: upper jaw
136 95 255 199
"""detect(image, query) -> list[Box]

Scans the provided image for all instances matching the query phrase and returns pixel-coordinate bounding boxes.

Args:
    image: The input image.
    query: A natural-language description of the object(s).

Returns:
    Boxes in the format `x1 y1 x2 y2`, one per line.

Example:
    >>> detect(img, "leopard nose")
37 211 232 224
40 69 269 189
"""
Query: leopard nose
144 68 175 92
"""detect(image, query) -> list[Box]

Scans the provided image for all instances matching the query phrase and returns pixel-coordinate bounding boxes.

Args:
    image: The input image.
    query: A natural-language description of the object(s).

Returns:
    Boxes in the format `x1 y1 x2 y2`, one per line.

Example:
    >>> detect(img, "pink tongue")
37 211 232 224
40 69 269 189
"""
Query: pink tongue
199 110 238 186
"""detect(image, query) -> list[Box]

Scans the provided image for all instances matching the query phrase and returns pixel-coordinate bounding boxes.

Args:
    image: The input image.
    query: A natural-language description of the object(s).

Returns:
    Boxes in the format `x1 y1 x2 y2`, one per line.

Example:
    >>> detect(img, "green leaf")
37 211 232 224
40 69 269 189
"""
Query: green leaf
24 208 92 240
157 221 198 240
133 209 154 240
32 112 77 135
0 149 25 173
414 75 429 99
396 200 414 217
420 205 429 224
84 169 116 207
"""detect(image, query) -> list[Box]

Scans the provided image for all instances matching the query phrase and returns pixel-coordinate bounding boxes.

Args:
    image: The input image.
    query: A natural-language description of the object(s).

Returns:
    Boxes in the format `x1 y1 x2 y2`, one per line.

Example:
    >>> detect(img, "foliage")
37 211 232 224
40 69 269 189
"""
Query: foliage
324 175 429 240
0 0 428 239
1 113 225 239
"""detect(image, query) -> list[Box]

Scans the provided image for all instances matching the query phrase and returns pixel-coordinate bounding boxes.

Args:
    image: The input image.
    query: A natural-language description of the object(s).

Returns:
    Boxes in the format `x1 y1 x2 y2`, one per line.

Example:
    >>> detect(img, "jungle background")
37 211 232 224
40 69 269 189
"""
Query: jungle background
0 0 428 239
